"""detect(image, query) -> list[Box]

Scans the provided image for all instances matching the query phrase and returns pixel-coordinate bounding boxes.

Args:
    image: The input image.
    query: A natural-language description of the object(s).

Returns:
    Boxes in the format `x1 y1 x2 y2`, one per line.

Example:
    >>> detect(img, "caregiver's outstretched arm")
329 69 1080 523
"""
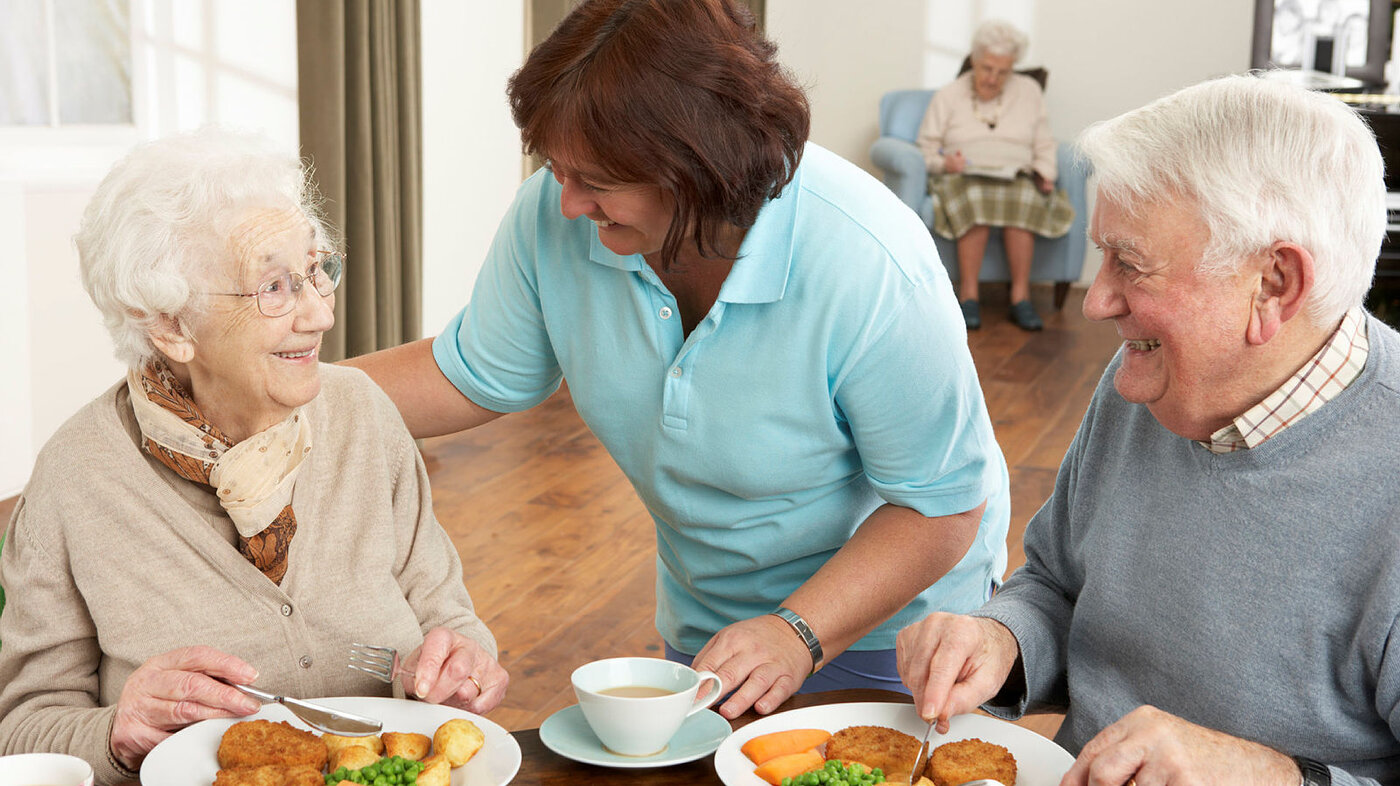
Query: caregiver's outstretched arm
344 337 504 438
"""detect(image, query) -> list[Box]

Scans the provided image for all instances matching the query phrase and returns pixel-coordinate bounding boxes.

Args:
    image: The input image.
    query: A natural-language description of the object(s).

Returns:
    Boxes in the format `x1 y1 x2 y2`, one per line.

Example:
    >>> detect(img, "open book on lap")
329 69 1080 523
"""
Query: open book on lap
963 163 1020 180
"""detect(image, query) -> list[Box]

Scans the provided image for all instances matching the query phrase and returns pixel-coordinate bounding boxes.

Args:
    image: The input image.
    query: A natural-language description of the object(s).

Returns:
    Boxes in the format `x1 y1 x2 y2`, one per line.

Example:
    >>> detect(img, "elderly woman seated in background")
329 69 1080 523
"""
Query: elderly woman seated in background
0 127 506 783
916 19 1074 332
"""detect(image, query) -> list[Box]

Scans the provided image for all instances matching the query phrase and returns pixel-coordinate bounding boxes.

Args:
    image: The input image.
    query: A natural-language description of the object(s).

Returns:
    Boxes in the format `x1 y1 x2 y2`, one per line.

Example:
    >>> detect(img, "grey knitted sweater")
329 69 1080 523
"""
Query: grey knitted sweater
977 314 1400 785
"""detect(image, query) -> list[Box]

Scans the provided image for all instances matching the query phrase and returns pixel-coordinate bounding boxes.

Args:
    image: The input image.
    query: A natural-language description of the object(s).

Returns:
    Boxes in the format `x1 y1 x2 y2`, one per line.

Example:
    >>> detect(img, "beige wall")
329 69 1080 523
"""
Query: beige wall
420 0 526 335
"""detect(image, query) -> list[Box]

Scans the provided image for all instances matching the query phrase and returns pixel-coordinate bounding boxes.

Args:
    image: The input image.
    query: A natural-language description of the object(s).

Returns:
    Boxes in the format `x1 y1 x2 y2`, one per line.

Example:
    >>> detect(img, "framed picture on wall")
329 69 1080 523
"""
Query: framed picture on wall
1251 0 1391 85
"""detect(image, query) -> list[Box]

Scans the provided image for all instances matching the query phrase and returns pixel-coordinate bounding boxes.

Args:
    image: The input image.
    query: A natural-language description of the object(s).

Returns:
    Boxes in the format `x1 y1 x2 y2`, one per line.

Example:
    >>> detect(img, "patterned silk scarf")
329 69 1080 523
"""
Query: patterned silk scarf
127 361 312 584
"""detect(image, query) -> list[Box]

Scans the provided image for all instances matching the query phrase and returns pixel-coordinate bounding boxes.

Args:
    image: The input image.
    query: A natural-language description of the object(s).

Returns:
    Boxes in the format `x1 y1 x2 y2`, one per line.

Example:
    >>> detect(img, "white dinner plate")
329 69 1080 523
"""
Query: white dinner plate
140 696 521 786
714 702 1072 786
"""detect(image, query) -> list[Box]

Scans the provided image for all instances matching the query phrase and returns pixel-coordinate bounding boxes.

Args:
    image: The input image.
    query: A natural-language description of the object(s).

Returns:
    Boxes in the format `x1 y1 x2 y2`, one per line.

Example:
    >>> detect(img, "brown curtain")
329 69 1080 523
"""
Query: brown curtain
740 0 764 31
296 0 422 361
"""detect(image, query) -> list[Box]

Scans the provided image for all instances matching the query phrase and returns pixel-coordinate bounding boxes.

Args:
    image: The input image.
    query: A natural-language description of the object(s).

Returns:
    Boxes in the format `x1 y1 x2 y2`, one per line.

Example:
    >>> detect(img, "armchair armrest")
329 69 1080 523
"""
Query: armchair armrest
1048 141 1090 282
870 136 929 215
1055 142 1088 209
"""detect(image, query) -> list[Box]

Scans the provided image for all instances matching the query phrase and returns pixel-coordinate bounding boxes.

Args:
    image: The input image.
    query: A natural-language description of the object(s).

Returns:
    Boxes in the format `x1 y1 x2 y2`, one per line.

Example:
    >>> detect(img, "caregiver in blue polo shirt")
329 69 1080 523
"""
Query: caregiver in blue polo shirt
351 0 1010 720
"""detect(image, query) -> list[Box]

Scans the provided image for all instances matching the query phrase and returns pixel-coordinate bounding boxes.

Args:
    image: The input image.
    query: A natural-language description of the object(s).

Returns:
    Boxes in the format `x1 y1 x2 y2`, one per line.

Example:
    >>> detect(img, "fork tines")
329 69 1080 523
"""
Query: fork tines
347 642 398 683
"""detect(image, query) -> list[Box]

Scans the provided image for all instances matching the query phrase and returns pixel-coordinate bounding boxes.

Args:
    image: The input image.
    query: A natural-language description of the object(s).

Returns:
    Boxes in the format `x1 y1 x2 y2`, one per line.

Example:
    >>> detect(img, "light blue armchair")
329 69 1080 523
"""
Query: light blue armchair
869 88 1090 309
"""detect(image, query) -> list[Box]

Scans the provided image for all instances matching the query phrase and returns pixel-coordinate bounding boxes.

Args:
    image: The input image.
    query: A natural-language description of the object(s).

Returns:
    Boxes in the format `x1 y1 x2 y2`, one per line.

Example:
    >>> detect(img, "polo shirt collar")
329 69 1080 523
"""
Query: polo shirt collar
585 156 804 305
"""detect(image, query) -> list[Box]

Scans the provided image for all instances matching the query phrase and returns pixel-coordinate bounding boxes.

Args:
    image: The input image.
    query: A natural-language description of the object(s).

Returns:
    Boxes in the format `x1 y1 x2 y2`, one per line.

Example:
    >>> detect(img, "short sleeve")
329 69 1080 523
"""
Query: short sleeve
836 278 1005 519
432 171 565 413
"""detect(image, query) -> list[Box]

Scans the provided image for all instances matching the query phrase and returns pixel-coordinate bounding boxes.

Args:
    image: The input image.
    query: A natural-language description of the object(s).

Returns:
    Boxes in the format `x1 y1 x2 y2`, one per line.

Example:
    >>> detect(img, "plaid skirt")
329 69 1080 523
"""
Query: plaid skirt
930 172 1075 240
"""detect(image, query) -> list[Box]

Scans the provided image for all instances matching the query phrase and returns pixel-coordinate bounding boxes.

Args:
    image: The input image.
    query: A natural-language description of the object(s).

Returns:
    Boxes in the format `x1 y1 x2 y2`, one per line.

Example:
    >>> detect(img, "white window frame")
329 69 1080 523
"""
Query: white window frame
0 0 147 184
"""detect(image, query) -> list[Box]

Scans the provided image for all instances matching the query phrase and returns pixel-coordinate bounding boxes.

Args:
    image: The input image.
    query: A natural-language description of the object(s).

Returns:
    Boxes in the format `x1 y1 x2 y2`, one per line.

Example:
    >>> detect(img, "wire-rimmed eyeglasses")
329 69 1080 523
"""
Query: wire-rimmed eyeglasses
209 251 345 317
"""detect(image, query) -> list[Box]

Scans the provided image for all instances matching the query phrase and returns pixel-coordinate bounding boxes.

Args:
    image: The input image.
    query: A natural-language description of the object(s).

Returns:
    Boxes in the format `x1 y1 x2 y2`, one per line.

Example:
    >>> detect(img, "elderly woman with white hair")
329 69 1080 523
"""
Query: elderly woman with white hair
0 127 506 783
916 19 1074 331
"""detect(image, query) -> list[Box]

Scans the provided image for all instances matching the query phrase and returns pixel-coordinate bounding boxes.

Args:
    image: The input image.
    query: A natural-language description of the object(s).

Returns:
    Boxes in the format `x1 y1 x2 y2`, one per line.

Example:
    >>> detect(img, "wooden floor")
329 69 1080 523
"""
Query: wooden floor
422 284 1123 734
0 285 1122 738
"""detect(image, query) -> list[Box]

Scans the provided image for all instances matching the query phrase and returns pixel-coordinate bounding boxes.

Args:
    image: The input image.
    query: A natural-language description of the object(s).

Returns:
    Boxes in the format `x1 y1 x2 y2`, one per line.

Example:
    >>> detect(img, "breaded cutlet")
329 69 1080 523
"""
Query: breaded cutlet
216 719 328 770
212 764 324 786
925 738 1017 786
824 725 922 781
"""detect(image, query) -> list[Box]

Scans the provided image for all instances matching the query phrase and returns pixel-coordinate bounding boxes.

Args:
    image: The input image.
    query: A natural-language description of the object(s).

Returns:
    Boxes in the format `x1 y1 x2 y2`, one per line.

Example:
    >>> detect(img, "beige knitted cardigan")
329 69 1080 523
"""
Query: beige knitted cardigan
916 70 1058 182
0 365 495 784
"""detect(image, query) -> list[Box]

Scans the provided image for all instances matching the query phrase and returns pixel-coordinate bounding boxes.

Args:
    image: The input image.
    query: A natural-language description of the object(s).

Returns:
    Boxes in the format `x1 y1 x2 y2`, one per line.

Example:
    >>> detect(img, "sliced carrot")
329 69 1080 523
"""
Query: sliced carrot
753 749 825 786
740 728 832 765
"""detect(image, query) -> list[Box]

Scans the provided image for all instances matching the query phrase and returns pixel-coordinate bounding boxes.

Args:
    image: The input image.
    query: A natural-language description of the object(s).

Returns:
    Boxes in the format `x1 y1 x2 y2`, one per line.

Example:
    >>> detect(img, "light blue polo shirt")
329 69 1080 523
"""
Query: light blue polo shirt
434 143 1009 654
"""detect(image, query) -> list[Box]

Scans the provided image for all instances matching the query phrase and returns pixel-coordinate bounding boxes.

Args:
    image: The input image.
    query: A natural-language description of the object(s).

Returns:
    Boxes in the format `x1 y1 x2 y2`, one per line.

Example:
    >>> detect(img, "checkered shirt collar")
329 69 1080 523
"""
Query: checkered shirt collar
1202 307 1369 454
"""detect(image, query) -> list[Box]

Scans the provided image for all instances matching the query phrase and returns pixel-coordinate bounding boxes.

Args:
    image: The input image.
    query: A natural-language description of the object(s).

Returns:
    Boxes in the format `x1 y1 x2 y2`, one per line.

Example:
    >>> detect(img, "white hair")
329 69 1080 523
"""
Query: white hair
971 20 1027 63
1077 74 1384 326
75 126 333 367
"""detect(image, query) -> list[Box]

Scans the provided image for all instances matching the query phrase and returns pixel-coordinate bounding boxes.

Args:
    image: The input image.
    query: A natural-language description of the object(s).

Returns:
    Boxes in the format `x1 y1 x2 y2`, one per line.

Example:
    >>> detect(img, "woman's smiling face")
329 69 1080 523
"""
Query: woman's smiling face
549 157 676 261
177 204 335 441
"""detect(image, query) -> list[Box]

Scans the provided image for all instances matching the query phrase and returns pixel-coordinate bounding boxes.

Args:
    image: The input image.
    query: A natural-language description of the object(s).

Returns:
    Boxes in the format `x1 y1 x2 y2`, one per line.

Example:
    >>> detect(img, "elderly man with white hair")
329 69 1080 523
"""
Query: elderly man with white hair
896 75 1400 785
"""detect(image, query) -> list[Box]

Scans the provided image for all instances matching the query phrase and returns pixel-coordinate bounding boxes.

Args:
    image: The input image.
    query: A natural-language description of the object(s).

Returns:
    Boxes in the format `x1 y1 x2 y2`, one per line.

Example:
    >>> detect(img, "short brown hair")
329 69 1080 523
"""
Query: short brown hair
508 0 810 269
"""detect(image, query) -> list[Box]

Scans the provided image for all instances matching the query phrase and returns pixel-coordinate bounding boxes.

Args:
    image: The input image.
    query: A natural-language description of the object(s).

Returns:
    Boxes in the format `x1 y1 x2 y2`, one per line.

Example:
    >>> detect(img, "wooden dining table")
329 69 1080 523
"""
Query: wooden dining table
509 687 1061 785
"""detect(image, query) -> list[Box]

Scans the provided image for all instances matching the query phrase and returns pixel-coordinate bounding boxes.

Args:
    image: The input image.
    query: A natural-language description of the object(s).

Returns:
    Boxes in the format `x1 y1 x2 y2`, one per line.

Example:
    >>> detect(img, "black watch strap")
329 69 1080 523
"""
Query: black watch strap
1293 755 1331 786
769 607 822 674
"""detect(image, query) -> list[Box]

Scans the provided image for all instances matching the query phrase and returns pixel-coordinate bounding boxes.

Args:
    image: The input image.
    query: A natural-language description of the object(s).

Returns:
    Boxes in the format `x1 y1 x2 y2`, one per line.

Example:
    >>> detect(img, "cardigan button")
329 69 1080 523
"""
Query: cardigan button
299 656 312 669
281 604 292 617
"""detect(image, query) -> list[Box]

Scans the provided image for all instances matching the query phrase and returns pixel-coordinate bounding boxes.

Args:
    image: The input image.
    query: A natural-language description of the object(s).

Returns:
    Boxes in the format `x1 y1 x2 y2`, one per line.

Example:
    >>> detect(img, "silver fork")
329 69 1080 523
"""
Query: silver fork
347 643 415 684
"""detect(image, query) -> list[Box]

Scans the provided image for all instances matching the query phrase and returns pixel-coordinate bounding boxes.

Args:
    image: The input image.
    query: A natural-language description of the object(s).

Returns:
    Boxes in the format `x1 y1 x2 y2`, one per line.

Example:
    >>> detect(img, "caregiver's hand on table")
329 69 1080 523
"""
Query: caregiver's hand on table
401 626 509 714
896 613 1018 734
110 645 261 769
1062 705 1301 786
692 614 814 720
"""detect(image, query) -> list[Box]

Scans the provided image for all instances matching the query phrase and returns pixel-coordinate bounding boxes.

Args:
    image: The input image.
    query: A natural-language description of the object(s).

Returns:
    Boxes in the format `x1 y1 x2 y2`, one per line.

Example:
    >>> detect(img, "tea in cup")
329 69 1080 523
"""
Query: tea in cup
571 656 724 756
0 753 94 786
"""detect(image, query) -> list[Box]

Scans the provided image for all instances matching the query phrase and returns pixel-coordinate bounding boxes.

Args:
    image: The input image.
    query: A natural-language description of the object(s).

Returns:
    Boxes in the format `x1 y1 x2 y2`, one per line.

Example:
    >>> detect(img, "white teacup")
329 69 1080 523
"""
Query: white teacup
571 656 724 757
0 753 94 786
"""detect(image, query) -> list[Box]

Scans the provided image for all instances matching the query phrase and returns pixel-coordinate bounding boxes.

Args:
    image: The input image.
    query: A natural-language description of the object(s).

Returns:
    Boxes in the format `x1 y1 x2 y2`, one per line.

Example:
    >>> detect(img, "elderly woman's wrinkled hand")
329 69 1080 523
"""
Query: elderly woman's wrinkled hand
943 150 967 174
1061 705 1301 786
691 614 812 720
109 645 262 769
1033 172 1054 195
402 627 508 714
895 613 1017 734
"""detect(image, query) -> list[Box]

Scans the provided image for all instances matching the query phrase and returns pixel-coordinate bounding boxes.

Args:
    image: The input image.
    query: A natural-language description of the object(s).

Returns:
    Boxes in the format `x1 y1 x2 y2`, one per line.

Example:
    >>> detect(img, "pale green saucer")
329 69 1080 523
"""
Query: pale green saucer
538 704 730 769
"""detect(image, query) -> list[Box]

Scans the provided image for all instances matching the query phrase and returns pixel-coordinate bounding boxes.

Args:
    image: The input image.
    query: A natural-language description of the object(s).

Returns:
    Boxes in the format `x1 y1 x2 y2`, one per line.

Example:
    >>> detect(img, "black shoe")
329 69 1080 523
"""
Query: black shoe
960 299 981 330
1009 299 1043 331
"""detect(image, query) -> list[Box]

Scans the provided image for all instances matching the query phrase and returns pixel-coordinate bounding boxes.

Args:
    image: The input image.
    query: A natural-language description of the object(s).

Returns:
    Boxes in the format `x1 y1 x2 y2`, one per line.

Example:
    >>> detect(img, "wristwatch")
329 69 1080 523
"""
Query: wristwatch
770 606 823 674
1292 755 1331 786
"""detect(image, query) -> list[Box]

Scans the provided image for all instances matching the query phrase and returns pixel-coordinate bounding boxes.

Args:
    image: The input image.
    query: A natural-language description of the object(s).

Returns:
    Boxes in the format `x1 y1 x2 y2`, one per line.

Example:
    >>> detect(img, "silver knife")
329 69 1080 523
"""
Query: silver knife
908 717 935 785
221 679 382 737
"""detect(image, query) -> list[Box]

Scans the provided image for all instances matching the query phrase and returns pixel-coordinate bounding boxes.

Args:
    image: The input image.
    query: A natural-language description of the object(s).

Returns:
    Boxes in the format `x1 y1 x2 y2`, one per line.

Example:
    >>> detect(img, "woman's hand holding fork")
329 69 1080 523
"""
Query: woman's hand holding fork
402 627 509 714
